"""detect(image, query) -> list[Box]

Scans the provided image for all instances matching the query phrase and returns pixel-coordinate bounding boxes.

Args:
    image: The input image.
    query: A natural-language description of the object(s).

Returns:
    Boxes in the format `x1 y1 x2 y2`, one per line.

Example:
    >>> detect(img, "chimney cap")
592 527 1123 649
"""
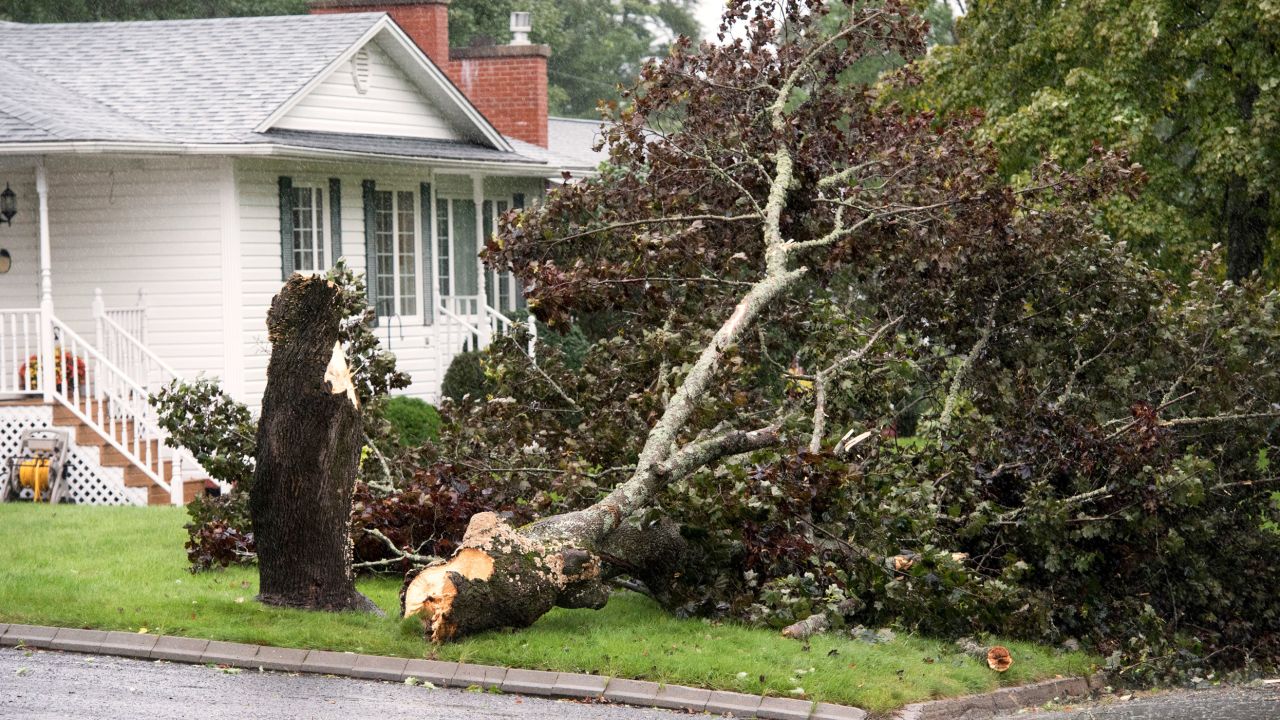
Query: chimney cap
510 11 532 45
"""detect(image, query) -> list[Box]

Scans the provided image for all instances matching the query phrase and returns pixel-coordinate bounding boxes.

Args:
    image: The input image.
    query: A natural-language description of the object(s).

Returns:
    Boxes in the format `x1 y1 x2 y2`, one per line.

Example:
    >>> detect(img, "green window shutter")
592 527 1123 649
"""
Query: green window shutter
362 179 379 327
512 192 527 310
483 200 494 308
278 176 294 281
329 177 342 264
453 199 478 296
420 182 434 326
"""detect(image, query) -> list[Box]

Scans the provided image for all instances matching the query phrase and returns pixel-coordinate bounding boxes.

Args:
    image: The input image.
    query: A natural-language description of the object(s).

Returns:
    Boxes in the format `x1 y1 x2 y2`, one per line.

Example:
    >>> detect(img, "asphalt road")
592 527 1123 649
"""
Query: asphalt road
992 683 1280 720
0 647 684 720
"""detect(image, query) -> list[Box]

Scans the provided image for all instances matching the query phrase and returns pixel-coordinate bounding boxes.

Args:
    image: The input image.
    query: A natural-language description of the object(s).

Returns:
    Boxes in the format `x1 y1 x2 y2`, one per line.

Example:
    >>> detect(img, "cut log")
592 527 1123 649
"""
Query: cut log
400 509 695 642
955 637 1014 672
400 512 609 642
987 645 1013 672
250 275 379 614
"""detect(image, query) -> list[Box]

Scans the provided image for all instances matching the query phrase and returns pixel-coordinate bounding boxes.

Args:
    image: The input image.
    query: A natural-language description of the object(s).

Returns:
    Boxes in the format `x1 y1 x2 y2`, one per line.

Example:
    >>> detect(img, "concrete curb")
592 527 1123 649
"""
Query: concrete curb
895 673 1106 720
0 623 1098 720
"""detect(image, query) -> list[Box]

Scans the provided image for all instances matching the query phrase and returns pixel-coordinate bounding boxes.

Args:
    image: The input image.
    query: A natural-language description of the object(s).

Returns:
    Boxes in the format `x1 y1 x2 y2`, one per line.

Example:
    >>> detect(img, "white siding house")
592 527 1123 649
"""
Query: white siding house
0 13 587 505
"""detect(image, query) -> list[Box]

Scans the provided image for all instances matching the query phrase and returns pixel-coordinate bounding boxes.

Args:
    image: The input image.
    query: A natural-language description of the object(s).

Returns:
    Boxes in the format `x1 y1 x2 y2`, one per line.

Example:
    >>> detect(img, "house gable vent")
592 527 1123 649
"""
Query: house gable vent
350 48 371 94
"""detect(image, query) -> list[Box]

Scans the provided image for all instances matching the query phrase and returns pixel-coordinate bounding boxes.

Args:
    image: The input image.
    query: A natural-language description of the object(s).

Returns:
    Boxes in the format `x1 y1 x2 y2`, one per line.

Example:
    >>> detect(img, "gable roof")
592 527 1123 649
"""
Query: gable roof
0 14 572 169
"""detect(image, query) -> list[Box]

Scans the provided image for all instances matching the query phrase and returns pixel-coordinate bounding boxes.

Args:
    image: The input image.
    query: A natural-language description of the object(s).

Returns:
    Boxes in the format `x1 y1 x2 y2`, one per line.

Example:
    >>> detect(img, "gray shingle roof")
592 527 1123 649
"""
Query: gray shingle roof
0 14 384 144
0 108 57 143
547 117 609 171
0 55 165 142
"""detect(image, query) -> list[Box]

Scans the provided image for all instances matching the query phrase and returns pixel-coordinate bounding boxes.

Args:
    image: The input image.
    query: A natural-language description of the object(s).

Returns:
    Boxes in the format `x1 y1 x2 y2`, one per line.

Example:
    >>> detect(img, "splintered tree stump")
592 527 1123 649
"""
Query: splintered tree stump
251 274 379 614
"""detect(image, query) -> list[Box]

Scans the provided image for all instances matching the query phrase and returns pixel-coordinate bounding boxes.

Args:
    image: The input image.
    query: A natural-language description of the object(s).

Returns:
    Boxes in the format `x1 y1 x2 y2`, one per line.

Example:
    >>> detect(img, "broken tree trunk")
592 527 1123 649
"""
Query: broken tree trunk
401 427 779 642
251 275 379 613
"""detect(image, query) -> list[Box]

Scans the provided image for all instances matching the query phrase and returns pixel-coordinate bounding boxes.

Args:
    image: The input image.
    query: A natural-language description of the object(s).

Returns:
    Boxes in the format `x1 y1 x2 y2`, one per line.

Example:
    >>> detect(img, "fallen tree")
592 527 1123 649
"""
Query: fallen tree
402 0 1021 640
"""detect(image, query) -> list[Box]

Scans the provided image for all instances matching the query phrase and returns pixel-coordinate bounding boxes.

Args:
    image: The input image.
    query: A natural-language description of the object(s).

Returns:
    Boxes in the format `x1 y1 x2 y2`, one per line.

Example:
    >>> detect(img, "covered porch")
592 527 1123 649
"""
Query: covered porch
0 156 206 505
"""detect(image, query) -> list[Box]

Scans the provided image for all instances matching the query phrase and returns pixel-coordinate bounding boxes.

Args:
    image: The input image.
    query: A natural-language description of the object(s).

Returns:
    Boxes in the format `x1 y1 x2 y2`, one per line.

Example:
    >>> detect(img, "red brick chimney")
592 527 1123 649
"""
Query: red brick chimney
309 0 451 68
307 0 551 148
449 44 549 147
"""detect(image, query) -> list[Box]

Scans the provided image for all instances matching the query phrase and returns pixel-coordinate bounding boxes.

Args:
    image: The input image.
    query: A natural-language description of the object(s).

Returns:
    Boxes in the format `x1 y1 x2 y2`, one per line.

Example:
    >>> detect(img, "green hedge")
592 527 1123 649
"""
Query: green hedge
382 396 442 447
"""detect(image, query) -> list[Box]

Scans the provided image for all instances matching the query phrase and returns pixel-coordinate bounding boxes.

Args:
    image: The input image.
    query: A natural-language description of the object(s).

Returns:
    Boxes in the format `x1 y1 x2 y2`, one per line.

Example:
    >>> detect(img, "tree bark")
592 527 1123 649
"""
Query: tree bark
1224 83 1270 284
251 275 379 613
1224 174 1270 283
401 427 778 641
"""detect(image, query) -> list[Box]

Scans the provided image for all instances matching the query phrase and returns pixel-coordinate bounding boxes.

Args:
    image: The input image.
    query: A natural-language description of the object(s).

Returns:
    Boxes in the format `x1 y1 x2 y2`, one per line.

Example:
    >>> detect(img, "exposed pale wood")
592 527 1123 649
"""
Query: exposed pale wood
401 547 495 638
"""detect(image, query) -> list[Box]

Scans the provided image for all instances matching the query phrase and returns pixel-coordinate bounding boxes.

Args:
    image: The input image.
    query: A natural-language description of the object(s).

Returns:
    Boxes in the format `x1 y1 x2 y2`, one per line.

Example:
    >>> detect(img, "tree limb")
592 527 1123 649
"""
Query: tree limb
939 313 996 432
809 316 902 452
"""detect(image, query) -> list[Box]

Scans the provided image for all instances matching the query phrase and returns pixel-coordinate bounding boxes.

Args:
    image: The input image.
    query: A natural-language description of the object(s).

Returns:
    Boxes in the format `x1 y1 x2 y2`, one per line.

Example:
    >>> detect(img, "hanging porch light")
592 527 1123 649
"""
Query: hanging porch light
0 183 16 225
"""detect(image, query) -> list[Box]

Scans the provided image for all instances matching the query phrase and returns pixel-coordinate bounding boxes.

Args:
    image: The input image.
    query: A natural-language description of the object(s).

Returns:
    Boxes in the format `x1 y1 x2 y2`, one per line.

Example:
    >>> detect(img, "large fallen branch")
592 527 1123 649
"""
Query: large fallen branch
401 426 779 641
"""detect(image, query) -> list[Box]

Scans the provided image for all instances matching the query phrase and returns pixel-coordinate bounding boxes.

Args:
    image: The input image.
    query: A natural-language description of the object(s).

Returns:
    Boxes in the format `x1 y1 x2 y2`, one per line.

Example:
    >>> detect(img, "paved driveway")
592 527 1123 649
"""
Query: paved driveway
0 647 684 720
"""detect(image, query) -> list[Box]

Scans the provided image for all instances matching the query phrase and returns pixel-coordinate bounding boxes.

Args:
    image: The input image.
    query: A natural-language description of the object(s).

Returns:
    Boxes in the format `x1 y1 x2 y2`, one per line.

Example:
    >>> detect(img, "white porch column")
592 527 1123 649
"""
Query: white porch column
471 174 490 347
36 159 54 404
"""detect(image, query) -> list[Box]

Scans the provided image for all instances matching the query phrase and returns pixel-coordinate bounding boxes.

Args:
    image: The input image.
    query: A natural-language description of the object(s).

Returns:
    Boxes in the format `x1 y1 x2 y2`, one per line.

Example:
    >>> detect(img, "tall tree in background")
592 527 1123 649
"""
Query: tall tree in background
448 0 700 117
910 0 1280 283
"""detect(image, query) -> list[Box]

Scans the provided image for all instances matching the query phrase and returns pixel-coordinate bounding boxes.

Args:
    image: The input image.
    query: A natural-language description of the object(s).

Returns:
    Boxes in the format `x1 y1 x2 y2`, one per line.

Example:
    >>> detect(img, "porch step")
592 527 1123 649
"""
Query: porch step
45 399 211 506
124 462 173 488
148 481 204 506
74 421 137 448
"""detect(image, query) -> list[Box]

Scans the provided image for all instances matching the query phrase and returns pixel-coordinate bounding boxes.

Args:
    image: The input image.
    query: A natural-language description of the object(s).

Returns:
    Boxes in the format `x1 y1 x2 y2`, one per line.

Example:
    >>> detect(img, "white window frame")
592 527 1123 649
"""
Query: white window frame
291 183 328 274
436 195 481 317
371 186 421 320
436 195 454 300
483 197 518 314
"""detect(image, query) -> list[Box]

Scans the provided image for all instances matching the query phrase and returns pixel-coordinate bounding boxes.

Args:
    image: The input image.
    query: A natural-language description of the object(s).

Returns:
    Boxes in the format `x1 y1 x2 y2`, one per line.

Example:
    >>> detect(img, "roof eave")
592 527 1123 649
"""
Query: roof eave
0 140 575 175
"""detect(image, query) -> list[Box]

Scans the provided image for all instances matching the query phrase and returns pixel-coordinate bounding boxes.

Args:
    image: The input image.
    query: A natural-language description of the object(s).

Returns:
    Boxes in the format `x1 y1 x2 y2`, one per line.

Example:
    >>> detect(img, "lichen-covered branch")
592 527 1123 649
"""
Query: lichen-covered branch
939 313 995 433
809 317 901 452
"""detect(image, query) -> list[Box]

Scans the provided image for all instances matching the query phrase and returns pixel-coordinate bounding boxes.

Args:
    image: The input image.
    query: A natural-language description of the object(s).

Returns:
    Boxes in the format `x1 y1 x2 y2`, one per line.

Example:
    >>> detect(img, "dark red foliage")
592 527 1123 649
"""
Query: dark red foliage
185 519 254 572
349 465 534 572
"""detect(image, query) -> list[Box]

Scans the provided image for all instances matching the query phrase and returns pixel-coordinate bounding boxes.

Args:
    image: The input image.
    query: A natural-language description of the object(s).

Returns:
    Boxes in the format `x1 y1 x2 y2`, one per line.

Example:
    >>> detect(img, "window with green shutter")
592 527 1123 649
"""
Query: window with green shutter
369 188 419 318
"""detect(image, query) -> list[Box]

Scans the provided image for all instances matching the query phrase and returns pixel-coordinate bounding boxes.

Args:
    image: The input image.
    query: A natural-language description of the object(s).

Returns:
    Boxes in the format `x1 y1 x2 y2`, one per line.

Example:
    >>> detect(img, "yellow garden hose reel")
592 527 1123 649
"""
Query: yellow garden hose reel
17 458 52 501
2 428 71 504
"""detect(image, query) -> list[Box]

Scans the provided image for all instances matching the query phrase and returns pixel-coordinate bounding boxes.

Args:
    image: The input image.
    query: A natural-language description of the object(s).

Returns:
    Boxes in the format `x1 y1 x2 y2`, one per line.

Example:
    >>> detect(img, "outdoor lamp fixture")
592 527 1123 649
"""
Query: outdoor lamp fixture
0 183 15 225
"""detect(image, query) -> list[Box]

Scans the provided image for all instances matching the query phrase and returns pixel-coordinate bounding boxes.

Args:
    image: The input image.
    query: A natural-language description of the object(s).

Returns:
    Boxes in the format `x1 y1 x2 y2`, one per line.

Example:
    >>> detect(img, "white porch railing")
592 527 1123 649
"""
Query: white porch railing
49 316 185 504
437 295 537 359
93 289 177 395
0 309 44 397
1 293 214 505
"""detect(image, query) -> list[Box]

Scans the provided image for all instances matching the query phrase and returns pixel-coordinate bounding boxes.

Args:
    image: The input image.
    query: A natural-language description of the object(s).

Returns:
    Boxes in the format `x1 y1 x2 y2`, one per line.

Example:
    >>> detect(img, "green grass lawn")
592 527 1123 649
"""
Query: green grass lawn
0 505 1097 711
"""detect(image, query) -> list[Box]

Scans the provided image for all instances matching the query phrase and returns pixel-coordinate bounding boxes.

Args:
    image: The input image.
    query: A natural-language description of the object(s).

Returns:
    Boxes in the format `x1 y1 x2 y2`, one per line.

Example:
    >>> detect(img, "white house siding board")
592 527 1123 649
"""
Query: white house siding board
43 156 226 378
236 158 453 408
483 176 544 200
0 166 40 310
273 40 461 141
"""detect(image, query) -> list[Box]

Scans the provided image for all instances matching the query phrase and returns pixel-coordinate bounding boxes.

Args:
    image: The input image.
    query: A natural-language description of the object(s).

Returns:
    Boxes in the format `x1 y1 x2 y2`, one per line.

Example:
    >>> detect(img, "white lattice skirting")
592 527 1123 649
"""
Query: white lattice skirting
0 405 147 505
